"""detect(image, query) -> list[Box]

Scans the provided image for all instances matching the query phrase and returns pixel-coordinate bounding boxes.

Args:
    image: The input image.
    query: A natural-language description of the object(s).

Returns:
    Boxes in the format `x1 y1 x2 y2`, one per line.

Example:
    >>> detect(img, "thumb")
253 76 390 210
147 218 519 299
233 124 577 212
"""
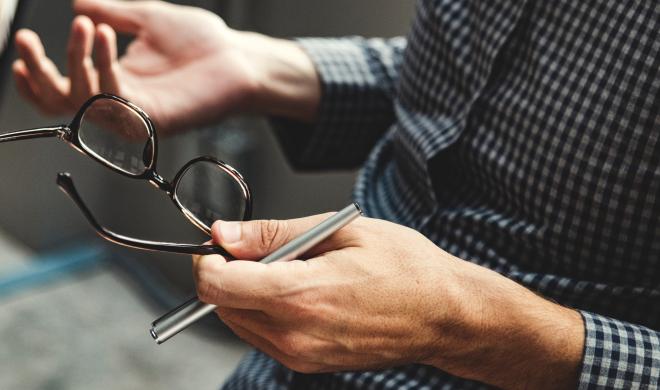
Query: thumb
211 213 334 261
74 0 162 34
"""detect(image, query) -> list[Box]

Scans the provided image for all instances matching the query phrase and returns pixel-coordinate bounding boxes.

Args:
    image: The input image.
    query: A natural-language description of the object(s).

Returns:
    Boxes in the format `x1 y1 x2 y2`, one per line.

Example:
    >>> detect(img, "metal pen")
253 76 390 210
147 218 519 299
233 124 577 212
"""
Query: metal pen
150 203 363 344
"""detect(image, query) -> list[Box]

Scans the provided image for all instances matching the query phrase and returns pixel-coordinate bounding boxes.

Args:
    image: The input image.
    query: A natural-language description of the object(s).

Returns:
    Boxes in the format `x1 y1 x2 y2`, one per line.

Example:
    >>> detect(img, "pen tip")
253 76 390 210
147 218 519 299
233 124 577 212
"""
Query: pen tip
353 202 363 216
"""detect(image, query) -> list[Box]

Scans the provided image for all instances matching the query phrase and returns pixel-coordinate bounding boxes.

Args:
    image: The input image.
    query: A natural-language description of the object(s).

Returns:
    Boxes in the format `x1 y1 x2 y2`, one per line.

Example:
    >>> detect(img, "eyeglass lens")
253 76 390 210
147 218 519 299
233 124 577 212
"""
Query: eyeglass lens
78 98 152 176
175 160 248 230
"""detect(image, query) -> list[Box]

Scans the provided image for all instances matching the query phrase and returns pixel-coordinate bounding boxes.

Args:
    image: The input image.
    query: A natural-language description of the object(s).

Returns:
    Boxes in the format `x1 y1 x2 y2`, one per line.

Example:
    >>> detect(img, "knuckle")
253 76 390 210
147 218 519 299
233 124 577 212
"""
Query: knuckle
258 219 287 253
32 59 47 74
195 276 213 302
192 255 208 281
196 279 221 304
194 257 221 303
214 307 235 321
82 57 95 71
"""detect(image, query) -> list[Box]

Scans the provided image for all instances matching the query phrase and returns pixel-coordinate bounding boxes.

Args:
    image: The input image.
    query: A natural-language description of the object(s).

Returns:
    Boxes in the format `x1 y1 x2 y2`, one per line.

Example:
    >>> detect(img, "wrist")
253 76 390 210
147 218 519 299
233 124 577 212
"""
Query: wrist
426 262 584 389
233 31 321 122
490 287 584 389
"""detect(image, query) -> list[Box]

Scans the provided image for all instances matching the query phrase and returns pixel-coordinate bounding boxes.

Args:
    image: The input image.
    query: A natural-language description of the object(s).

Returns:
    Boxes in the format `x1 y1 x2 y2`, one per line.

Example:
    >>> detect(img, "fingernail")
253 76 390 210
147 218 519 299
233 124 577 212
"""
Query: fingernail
220 222 242 244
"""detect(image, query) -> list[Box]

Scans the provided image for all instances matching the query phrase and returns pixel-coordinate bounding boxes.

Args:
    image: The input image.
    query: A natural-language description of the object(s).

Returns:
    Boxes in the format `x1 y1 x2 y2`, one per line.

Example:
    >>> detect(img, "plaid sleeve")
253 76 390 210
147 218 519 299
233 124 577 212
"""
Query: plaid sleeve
272 37 406 170
579 311 660 389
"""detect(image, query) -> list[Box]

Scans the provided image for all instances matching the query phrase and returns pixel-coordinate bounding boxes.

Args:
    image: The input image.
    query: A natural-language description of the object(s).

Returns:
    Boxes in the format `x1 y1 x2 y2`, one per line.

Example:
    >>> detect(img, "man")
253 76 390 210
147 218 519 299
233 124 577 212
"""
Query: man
13 0 659 388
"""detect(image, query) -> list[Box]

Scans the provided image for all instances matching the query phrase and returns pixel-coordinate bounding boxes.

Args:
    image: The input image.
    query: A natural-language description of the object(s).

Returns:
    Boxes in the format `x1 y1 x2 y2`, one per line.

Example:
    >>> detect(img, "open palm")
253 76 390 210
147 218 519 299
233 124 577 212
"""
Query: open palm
14 0 259 133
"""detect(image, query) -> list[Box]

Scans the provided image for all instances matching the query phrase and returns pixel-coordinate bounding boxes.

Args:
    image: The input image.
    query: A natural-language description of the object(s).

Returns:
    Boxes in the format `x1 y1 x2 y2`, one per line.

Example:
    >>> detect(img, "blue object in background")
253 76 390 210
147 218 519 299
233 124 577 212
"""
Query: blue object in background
0 245 106 298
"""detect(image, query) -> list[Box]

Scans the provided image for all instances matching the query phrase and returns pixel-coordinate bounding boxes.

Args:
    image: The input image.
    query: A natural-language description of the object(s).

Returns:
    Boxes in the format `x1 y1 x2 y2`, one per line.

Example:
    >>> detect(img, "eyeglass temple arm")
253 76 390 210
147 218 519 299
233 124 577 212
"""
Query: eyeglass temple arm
0 126 68 143
56 173 234 257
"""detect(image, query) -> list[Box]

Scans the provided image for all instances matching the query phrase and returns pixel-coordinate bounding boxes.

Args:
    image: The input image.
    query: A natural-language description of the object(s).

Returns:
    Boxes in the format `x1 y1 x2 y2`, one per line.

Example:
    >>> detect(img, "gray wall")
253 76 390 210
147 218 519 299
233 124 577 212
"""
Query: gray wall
244 0 415 37
0 0 415 291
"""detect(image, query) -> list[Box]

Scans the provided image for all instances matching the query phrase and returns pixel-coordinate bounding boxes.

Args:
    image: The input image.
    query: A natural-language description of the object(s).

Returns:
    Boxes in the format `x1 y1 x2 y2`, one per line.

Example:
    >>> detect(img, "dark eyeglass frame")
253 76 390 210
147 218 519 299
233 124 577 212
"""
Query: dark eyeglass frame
0 93 251 257
0 94 155 176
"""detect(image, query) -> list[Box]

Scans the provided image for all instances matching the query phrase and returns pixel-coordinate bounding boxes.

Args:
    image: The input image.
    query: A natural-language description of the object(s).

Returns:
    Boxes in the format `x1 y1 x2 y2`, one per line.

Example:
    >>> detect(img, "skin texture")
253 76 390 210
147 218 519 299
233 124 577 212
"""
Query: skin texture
13 0 320 133
194 216 584 390
15 1 585 388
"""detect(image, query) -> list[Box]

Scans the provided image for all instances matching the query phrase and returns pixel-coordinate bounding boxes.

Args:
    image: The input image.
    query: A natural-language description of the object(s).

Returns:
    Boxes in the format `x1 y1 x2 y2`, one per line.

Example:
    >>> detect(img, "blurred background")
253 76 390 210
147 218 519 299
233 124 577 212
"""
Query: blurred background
0 0 414 388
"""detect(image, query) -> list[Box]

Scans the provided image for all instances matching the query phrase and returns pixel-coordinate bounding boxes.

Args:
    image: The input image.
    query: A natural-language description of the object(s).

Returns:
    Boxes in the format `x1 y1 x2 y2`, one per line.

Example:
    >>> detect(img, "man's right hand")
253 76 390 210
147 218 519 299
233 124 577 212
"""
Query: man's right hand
13 0 321 133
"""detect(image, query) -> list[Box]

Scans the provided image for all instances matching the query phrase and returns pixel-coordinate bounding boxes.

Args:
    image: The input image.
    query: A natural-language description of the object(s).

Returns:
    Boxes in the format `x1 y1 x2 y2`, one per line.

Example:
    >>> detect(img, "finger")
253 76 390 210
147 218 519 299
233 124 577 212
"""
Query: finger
217 307 318 350
67 15 98 105
223 318 338 374
14 29 71 113
194 250 328 316
12 60 40 106
194 255 281 309
191 240 215 269
13 57 70 115
74 0 158 34
211 213 338 260
194 251 323 311
191 247 223 271
223 318 301 367
94 23 121 94
216 307 275 330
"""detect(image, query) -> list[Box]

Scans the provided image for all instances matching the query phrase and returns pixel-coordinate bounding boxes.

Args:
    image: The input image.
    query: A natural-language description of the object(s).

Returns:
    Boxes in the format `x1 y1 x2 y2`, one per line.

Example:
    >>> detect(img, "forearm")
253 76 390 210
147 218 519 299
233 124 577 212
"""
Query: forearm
256 36 407 170
427 261 584 389
233 31 321 123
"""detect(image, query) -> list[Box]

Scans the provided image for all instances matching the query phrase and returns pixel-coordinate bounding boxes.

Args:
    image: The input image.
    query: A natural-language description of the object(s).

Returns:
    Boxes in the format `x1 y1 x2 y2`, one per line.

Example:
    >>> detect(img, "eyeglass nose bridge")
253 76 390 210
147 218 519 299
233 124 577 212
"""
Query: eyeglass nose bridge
148 172 173 194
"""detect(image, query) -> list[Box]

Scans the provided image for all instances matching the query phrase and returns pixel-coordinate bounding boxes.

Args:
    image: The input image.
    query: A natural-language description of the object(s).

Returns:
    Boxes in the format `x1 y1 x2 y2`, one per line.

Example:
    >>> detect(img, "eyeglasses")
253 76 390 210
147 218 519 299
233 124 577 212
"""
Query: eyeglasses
0 94 252 256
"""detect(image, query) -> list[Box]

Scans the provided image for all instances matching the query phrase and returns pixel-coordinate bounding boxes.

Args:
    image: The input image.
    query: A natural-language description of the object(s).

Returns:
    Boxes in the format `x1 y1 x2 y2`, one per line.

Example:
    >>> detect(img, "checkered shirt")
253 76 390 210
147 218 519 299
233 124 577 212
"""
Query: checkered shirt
224 0 660 389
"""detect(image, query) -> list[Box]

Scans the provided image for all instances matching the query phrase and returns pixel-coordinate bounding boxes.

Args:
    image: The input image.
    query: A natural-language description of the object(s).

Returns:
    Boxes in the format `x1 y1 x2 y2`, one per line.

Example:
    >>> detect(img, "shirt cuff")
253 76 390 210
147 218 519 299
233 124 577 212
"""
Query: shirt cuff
578 311 660 389
272 37 403 170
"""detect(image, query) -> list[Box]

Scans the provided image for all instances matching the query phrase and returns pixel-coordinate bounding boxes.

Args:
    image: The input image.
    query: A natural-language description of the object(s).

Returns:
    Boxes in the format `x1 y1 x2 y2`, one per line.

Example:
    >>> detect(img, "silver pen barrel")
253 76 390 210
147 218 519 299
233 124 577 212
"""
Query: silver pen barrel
150 203 362 344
